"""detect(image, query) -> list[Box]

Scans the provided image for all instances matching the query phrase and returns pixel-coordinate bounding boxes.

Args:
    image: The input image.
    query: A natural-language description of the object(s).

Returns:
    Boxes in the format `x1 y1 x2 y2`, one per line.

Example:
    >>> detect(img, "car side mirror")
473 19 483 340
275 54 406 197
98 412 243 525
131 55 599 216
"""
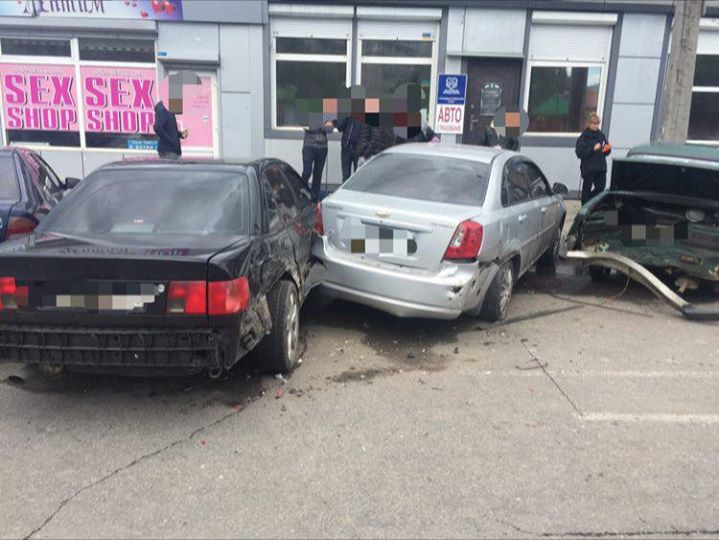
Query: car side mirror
64 177 81 189
553 182 569 195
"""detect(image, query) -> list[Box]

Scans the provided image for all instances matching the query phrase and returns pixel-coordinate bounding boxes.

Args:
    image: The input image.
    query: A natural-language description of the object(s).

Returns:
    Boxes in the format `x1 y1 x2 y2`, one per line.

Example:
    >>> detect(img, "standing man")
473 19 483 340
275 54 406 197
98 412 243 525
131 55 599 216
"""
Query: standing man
333 116 361 182
575 113 612 205
153 100 188 159
302 120 334 199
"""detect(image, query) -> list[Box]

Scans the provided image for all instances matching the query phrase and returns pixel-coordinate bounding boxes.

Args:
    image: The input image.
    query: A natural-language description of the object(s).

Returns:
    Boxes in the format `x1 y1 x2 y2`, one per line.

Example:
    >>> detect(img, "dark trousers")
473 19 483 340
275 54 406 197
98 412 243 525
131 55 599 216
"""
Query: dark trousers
581 172 606 205
302 146 328 198
341 149 358 182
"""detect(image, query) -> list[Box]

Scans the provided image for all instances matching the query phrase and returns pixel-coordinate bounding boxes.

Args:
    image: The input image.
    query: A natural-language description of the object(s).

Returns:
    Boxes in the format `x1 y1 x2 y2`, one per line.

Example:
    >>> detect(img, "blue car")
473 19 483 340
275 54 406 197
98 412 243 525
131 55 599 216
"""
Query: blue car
0 147 79 243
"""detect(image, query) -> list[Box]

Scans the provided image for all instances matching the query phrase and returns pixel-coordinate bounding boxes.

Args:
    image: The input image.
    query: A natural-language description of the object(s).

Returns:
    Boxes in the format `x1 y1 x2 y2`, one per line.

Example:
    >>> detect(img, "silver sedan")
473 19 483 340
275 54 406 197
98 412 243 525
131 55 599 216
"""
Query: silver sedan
313 143 568 321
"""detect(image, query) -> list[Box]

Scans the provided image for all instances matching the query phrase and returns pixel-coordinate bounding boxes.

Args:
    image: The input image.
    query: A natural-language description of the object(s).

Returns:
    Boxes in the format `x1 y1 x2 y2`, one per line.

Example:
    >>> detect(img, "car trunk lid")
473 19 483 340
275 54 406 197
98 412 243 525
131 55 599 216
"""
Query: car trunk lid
0 233 240 320
322 191 481 271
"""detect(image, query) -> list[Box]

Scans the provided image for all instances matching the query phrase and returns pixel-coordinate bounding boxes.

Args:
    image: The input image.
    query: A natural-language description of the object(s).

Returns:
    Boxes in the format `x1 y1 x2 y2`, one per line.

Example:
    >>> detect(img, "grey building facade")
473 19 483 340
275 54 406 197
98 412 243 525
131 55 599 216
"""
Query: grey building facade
0 0 717 195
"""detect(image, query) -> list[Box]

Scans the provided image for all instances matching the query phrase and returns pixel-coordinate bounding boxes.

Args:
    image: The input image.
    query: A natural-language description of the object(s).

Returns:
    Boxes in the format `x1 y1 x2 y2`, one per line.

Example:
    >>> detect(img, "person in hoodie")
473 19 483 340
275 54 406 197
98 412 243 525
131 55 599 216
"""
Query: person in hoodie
153 101 188 159
302 119 334 199
575 113 612 205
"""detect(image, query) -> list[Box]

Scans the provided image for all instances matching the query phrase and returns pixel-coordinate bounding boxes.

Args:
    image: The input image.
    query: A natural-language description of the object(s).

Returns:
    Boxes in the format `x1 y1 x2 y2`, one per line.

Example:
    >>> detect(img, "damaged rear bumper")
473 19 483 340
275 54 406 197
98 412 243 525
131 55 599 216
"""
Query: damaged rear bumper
0 325 230 370
566 250 719 321
314 237 498 319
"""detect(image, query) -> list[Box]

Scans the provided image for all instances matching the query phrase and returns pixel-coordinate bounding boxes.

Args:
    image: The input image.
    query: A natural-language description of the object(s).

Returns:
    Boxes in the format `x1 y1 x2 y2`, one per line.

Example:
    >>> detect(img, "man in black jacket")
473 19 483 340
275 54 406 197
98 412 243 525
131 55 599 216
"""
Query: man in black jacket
153 101 188 159
575 113 612 205
302 120 334 198
333 116 361 182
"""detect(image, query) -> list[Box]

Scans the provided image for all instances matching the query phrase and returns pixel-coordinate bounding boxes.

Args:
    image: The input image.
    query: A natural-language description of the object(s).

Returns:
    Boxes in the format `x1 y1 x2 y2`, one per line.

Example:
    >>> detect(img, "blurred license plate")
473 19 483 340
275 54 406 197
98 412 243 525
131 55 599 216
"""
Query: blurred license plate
348 224 417 256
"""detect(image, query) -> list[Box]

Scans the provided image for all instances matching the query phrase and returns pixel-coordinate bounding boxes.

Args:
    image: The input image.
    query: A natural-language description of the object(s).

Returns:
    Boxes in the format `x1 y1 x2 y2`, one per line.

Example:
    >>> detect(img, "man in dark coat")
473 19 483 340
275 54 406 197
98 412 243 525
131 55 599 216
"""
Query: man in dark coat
575 113 612 205
333 116 361 182
153 101 187 159
302 120 334 199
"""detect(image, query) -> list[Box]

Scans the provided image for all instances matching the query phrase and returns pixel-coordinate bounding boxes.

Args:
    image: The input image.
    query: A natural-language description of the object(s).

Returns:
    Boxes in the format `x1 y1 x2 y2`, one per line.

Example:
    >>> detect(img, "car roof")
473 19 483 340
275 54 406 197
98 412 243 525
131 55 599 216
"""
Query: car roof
625 143 719 170
383 143 508 163
96 157 270 173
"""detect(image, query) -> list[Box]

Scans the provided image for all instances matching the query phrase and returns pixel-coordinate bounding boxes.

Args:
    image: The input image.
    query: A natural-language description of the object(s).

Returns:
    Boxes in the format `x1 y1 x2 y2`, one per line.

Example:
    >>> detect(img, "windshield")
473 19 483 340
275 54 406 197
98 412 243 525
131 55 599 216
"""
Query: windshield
0 155 20 201
37 168 249 236
342 153 491 206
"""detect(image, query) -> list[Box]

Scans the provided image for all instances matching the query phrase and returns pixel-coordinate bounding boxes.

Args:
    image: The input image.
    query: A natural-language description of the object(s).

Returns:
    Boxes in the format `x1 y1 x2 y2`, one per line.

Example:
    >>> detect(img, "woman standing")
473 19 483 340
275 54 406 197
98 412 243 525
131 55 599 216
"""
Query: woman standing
575 113 612 205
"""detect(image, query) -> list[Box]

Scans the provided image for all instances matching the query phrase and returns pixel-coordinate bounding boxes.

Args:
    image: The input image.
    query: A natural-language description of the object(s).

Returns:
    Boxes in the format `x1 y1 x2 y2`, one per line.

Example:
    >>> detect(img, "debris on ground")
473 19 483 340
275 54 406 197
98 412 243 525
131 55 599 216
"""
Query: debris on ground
275 389 284 399
407 352 416 359
274 373 287 383
454 347 459 354
7 375 25 385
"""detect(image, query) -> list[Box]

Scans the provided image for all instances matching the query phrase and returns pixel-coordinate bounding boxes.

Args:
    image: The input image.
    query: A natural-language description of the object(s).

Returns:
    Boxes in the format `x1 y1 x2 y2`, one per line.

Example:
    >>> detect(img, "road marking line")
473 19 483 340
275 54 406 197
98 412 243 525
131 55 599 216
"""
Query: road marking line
581 413 719 424
477 370 719 378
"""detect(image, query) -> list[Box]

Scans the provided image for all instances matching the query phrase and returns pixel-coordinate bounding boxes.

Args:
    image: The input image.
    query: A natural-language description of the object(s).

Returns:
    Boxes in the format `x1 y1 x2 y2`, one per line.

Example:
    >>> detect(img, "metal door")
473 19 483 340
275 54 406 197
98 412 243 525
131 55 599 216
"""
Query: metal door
463 58 522 145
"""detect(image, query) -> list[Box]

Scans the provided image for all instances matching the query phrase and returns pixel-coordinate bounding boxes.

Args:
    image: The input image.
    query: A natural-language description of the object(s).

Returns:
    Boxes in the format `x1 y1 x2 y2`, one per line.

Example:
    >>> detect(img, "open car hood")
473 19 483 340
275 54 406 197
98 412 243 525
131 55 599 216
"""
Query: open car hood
611 155 719 202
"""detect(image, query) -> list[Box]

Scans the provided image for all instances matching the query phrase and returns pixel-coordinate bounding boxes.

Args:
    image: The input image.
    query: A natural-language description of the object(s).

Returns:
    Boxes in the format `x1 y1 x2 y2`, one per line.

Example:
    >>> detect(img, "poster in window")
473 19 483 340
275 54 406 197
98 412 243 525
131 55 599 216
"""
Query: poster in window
480 82 502 116
159 74 214 150
0 63 79 132
80 65 157 146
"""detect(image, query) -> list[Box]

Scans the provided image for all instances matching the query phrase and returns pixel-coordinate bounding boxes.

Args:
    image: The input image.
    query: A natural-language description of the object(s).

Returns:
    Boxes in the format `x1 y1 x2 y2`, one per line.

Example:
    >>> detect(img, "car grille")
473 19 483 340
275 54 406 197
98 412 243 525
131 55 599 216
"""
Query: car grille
0 325 221 368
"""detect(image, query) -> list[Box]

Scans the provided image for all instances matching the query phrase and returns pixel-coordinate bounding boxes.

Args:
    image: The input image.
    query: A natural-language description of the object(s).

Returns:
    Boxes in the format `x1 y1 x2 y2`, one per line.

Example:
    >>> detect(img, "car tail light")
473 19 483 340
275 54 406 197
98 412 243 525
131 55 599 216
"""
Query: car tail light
166 281 207 314
208 278 250 315
314 202 324 235
0 277 29 311
166 278 250 315
6 216 36 240
443 220 484 261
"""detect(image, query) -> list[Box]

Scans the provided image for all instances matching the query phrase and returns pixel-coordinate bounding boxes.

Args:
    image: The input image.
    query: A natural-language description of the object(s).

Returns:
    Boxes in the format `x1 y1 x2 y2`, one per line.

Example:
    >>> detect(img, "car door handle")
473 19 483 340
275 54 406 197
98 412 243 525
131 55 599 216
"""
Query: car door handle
518 214 527 223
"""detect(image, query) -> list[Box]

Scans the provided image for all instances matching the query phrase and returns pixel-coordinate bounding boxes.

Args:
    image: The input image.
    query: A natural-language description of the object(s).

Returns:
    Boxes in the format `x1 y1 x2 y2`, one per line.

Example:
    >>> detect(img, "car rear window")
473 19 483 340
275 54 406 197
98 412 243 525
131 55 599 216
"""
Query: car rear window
0 155 20 201
342 153 491 206
37 168 249 236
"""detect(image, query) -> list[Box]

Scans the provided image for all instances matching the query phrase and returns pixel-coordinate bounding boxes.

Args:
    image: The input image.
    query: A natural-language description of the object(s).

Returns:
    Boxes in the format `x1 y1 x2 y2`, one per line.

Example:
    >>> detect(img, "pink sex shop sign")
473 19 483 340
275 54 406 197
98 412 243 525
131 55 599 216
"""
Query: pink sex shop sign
81 66 157 135
0 64 79 131
0 64 158 135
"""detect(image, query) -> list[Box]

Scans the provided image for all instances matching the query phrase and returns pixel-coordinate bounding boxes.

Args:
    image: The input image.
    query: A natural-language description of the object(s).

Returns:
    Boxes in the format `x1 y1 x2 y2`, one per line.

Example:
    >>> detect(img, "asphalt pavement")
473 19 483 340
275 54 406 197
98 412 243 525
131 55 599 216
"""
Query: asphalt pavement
1 232 718 538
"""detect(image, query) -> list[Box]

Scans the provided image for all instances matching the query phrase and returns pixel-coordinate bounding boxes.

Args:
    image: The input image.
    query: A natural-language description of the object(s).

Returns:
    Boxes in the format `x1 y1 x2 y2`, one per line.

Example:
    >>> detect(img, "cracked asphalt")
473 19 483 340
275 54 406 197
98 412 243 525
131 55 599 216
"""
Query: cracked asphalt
2 254 719 538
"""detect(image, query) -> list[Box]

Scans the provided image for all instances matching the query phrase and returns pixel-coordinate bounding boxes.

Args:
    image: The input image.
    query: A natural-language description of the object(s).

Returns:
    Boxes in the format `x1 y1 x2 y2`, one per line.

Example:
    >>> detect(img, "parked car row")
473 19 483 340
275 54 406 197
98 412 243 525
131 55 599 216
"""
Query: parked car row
3 141 714 378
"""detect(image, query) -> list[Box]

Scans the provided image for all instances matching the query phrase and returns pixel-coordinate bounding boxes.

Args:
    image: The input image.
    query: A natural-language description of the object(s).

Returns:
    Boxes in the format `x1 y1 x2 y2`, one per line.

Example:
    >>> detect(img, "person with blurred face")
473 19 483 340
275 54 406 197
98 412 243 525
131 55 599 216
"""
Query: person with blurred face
575 113 612 205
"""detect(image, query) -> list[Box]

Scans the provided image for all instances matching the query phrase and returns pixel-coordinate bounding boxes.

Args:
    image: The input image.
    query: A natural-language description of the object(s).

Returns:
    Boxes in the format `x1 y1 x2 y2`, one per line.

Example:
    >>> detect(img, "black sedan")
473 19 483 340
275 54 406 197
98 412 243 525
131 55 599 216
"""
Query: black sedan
0 159 323 376
0 147 80 243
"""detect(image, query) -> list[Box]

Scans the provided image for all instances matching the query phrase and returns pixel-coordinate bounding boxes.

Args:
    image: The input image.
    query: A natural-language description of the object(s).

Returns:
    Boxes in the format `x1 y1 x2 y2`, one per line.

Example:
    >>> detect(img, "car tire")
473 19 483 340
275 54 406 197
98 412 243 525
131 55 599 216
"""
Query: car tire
480 260 515 322
537 226 561 268
257 280 300 374
589 266 611 282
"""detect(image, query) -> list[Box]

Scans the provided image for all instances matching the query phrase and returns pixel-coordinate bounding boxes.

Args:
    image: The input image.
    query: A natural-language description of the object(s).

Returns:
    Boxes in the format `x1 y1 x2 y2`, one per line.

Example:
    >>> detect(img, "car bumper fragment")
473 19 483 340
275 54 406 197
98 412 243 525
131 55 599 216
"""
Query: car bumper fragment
566 250 719 321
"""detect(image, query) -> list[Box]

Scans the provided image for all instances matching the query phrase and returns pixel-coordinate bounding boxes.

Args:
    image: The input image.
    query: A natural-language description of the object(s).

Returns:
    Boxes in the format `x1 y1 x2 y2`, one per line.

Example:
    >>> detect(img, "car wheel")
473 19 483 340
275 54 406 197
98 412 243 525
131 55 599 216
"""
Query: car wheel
589 266 611 282
257 280 300 374
480 260 515 322
537 226 561 268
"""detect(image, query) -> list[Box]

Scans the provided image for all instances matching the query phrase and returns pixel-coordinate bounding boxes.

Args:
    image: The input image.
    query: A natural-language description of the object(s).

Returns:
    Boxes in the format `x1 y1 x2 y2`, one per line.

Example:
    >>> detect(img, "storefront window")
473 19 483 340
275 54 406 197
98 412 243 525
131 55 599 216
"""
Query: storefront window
273 37 349 128
689 55 719 141
527 65 602 133
0 63 80 147
80 65 158 149
359 39 433 117
79 38 155 63
0 38 71 57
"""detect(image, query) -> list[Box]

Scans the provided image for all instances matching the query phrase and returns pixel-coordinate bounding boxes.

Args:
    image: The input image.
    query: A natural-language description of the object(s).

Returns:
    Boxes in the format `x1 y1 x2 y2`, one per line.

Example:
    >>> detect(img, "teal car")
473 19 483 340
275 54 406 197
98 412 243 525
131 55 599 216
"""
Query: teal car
565 144 719 320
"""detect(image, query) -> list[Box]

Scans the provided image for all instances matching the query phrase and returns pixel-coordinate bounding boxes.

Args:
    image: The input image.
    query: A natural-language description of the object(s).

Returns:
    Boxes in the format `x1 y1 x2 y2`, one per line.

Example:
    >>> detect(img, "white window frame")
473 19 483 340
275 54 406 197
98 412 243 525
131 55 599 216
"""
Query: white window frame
270 34 352 131
689 50 719 145
0 35 161 154
523 59 609 137
356 37 437 123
